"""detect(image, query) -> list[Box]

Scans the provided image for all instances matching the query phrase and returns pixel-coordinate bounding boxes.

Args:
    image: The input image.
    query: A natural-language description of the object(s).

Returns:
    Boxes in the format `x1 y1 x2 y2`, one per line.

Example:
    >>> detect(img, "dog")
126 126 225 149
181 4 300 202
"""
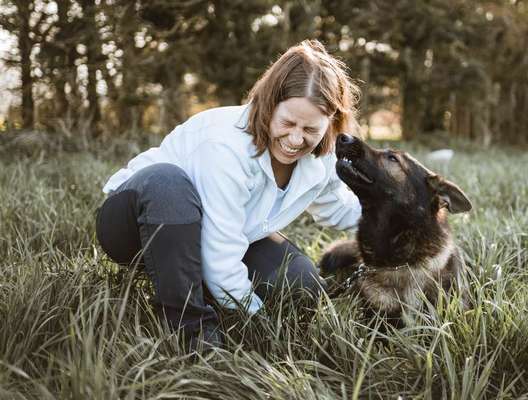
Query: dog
320 134 472 325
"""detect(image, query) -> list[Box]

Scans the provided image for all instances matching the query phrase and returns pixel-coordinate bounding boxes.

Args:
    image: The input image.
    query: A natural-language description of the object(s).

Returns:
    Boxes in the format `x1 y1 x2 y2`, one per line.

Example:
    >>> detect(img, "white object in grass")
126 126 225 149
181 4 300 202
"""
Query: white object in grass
425 149 454 163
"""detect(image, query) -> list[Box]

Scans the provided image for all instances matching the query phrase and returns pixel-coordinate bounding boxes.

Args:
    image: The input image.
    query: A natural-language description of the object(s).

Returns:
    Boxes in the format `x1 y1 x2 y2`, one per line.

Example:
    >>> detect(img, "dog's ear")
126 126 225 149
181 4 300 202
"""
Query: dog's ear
427 175 472 214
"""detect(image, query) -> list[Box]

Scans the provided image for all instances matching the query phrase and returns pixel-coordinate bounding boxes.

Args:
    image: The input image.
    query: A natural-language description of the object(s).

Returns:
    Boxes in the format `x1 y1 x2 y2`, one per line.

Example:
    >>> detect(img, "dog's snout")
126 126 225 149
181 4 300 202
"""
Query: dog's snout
337 134 357 145
336 133 364 159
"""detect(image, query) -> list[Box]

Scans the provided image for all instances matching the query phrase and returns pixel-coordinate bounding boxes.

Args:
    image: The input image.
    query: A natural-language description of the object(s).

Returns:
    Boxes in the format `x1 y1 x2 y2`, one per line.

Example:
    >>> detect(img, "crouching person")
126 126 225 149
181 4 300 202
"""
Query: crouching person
95 39 362 352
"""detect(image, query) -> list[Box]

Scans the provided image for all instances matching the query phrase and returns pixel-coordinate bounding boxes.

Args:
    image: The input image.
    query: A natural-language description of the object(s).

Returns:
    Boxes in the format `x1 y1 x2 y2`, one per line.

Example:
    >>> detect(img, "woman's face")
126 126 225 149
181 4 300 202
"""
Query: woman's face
269 97 331 166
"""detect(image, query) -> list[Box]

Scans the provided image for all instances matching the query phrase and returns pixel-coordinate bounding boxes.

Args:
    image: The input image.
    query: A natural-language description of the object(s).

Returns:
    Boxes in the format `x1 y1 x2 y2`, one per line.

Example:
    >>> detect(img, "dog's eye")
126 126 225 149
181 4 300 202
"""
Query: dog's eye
387 154 399 163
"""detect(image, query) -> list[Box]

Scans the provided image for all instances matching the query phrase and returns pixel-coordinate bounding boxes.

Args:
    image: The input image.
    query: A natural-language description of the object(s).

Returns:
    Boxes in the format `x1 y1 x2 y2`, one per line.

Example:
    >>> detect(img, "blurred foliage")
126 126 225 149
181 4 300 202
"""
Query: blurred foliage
0 0 527 145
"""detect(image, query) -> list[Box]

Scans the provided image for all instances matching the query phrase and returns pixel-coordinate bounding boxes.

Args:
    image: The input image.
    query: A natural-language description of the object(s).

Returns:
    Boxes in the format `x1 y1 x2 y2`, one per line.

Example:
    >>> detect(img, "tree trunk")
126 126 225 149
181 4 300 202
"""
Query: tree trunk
117 3 141 132
399 48 426 140
80 0 102 137
160 86 186 132
423 94 446 133
505 82 517 144
456 103 472 139
360 56 370 135
18 1 34 129
54 0 69 118
472 101 492 147
400 78 426 140
521 83 528 145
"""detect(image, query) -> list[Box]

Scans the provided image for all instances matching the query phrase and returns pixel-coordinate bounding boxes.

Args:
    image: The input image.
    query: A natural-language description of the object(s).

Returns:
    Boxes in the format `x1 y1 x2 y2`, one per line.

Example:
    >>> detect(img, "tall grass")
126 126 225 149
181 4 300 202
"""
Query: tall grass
0 141 527 399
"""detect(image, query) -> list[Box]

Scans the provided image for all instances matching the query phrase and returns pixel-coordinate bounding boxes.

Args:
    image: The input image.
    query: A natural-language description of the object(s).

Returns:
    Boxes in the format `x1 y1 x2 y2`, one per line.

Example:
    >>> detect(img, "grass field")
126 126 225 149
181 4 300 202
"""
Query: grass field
0 138 527 399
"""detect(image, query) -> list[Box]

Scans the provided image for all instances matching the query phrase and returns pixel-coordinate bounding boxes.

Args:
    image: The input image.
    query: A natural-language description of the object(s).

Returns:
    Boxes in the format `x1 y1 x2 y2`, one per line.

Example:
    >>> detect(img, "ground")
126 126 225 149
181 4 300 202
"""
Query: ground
0 137 527 399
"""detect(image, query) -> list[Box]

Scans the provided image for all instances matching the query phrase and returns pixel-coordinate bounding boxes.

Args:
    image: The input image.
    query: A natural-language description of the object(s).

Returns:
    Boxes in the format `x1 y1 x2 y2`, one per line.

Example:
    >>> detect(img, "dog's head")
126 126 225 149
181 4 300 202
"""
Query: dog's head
335 134 472 217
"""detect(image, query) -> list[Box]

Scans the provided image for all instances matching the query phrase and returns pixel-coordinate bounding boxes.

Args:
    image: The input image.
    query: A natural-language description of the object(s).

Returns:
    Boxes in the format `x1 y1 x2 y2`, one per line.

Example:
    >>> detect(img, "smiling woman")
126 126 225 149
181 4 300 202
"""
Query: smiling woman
268 97 330 188
271 98 328 157
95 39 363 353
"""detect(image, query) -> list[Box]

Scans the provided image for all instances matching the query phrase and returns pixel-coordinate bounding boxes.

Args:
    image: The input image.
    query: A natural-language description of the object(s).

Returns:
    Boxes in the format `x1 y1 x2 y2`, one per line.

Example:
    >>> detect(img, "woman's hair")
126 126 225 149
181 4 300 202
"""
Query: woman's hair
245 39 361 157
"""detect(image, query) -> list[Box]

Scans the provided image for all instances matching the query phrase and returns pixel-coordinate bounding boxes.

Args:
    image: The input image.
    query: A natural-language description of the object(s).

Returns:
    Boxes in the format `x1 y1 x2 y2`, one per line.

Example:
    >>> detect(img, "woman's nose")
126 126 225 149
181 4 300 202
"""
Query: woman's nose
289 129 304 146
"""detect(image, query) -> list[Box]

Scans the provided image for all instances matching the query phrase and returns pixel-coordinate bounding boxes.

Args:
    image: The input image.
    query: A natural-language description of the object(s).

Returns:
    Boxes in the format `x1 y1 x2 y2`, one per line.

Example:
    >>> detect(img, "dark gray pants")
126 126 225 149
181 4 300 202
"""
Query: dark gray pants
96 163 324 331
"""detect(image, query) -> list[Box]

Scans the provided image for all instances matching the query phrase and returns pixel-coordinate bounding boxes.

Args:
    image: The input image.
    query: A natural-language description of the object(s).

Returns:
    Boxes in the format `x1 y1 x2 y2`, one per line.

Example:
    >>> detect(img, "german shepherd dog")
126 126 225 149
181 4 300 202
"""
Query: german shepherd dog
320 134 472 325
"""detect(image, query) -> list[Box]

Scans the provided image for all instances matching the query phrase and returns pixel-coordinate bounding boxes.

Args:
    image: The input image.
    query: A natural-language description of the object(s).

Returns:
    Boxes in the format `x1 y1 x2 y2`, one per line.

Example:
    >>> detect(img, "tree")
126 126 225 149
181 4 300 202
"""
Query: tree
0 0 52 128
79 0 103 134
37 0 83 123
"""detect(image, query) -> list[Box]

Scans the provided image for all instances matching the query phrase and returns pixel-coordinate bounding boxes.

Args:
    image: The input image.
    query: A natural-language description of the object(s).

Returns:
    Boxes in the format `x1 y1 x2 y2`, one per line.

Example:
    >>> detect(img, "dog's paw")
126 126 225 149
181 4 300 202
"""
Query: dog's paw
319 240 361 277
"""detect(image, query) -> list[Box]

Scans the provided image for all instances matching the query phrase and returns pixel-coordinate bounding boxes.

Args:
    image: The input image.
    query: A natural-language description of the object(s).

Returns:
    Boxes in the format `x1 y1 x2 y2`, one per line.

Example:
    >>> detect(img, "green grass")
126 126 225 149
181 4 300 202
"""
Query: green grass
0 140 527 399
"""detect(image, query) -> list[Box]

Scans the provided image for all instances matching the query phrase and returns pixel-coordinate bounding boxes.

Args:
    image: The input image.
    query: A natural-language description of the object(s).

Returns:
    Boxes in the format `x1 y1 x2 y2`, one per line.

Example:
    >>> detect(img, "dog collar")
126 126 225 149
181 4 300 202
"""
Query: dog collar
344 262 409 287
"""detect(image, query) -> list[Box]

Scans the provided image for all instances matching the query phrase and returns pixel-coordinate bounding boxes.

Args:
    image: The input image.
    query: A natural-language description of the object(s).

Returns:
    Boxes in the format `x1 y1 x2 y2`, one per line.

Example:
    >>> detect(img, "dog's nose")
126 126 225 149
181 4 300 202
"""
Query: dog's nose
337 134 357 144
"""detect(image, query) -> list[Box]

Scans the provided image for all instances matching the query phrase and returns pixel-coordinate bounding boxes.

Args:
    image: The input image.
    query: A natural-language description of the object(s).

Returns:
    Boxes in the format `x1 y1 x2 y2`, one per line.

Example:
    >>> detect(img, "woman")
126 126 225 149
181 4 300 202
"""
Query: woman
96 39 362 349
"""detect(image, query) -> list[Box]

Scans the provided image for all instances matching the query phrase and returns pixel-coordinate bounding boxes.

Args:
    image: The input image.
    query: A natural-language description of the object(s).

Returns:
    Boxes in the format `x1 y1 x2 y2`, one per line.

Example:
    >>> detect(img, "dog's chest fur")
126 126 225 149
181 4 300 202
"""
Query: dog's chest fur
358 239 456 313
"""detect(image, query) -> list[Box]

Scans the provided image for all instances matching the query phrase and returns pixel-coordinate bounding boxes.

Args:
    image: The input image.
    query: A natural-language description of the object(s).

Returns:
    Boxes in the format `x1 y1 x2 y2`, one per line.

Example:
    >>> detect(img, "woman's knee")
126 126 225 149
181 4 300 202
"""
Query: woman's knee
123 163 202 225
284 254 327 296
96 189 143 265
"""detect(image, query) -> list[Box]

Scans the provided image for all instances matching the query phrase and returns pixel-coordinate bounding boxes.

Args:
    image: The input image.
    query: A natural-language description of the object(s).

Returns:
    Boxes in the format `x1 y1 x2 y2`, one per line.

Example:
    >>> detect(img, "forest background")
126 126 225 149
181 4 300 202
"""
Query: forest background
1 0 527 145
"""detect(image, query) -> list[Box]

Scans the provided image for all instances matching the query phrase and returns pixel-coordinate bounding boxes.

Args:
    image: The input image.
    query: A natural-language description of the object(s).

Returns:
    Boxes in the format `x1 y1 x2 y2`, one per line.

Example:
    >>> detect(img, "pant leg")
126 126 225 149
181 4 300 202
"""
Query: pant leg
243 232 327 301
95 188 144 266
95 163 218 330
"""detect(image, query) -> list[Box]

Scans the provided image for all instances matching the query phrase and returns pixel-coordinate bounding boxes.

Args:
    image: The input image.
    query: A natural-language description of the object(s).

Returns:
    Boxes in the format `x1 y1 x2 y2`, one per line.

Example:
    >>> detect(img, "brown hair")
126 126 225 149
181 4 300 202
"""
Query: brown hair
245 39 361 157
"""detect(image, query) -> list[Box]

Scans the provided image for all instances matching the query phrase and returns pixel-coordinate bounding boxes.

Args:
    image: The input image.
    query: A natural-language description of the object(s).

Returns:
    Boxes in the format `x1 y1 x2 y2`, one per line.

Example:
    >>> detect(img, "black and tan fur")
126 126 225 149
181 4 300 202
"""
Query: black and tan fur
320 134 472 323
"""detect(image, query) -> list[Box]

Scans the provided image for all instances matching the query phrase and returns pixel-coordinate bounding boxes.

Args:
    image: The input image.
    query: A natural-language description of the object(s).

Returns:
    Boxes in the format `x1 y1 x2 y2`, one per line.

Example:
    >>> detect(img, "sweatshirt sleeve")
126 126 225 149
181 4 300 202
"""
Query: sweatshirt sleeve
185 141 263 314
102 124 182 194
306 154 362 232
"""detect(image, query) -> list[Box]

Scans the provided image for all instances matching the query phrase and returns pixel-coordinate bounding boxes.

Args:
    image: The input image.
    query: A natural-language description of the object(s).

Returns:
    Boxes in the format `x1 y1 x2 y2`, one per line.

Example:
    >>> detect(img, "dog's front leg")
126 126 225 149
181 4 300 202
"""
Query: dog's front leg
319 239 362 283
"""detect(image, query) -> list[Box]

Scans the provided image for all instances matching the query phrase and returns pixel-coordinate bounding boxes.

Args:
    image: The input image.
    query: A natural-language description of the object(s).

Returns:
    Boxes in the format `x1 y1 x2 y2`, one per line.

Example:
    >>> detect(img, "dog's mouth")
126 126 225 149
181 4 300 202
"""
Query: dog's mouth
336 156 374 184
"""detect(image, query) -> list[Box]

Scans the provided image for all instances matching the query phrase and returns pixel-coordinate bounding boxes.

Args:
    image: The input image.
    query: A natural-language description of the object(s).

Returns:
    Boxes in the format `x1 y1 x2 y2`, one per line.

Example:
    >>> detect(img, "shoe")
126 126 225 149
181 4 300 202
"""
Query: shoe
185 322 224 354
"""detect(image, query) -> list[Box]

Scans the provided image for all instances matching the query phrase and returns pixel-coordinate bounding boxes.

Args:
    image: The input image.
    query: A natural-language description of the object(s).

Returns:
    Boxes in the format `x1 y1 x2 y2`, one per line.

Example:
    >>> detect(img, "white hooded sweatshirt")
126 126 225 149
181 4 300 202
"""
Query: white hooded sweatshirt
103 104 361 313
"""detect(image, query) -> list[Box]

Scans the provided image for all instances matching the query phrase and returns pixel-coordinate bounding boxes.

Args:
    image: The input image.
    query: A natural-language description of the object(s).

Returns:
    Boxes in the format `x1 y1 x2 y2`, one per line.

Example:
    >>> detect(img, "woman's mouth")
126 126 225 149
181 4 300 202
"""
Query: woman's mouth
279 139 303 156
